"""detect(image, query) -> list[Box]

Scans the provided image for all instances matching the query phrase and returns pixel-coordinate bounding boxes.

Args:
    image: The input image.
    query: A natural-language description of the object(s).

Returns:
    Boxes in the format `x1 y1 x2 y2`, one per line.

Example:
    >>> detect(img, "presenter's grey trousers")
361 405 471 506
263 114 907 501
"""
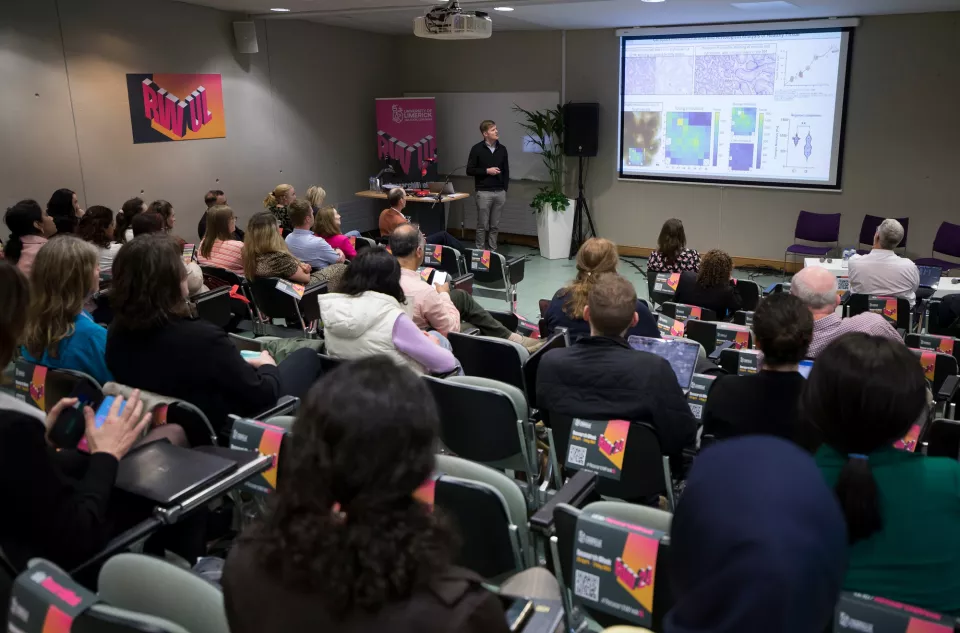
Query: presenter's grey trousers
475 189 506 251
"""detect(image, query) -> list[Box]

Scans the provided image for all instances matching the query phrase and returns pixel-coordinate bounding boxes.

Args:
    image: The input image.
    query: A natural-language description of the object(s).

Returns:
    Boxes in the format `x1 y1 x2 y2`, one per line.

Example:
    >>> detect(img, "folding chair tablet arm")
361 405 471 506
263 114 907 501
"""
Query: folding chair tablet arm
155 453 274 524
69 516 165 576
252 395 300 421
529 470 599 536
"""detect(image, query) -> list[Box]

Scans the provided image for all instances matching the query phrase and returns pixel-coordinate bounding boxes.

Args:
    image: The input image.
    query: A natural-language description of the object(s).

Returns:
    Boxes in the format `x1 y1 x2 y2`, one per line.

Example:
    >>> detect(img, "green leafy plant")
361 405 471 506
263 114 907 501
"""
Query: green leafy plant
513 104 567 212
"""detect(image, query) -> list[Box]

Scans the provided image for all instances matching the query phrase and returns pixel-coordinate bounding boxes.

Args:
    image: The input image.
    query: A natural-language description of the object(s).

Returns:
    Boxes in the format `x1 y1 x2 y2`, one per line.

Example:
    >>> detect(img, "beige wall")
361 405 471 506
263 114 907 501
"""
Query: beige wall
398 12 960 261
1 0 400 239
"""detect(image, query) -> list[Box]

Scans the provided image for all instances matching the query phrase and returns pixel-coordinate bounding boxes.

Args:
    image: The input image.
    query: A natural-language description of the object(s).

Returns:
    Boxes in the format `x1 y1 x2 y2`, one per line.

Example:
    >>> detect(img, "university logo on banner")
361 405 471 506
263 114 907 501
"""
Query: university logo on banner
376 97 437 181
126 73 226 143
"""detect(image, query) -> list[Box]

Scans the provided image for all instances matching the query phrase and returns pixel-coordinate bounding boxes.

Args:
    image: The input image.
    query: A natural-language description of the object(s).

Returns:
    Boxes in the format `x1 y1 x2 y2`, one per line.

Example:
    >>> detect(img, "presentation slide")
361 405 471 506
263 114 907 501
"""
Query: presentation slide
619 29 851 189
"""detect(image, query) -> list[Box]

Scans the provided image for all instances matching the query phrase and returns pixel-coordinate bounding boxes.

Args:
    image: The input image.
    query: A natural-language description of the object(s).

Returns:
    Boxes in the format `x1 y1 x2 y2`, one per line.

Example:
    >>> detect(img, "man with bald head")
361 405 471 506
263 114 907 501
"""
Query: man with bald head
790 266 901 357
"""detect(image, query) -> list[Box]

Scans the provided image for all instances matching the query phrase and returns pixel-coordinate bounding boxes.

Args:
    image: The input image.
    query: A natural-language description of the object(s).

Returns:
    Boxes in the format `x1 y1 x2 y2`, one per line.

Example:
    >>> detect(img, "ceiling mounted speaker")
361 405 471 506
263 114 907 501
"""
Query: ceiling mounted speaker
233 21 258 54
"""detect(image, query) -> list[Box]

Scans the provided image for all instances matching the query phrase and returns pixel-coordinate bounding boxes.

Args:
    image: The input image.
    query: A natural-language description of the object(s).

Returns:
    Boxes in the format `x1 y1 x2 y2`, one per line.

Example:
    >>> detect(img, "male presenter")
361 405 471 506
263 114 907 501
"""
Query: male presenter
466 120 509 251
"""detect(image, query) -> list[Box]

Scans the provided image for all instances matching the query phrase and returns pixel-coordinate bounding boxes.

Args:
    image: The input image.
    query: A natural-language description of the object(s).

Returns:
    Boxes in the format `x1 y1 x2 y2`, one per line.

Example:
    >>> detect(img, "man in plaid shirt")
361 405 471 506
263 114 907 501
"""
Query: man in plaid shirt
791 266 902 358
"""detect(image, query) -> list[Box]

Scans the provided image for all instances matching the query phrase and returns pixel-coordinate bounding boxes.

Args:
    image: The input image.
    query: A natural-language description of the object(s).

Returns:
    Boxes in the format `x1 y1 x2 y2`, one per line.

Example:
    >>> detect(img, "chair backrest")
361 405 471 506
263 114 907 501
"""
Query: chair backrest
661 302 717 323
924 418 960 460
858 215 910 250
354 235 377 252
686 373 718 423
448 332 528 395
736 279 763 311
651 272 681 306
199 265 244 290
423 243 466 277
9 361 102 413
193 286 233 330
249 277 303 322
547 412 669 502
932 221 960 259
833 592 955 633
553 503 674 632
523 332 567 410
76 604 192 633
465 248 507 286
684 321 753 355
906 333 960 363
424 376 527 466
733 310 754 327
718 348 763 376
845 294 911 331
98 553 230 633
911 349 959 395
488 309 520 333
794 210 841 243
228 417 292 494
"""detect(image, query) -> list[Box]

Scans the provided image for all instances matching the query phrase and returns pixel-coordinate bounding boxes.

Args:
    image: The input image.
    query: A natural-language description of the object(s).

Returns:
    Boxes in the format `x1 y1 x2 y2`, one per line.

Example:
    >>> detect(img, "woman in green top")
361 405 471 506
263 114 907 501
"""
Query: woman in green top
805 333 960 615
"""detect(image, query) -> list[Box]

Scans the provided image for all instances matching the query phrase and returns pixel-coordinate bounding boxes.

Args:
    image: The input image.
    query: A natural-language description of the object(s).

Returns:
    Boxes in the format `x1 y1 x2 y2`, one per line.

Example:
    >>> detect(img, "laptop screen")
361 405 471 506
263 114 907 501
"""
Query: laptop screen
627 336 699 390
917 265 942 289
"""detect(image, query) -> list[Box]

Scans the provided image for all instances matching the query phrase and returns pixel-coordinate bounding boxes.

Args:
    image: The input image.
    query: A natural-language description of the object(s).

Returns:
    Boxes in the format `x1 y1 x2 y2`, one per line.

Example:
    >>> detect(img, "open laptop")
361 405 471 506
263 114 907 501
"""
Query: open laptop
627 335 699 390
115 441 237 505
428 181 455 195
918 265 942 289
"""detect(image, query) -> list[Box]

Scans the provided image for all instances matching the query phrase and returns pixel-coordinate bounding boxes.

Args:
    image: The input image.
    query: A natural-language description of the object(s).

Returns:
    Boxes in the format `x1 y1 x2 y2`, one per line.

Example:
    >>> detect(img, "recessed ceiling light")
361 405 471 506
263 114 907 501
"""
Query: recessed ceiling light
493 6 514 10
640 0 666 3
270 7 291 12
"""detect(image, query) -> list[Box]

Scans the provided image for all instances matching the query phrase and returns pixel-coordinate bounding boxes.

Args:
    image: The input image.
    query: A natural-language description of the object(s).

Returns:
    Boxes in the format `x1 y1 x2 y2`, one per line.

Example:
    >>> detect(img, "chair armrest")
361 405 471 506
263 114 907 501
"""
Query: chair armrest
936 375 959 404
505 255 526 285
300 281 329 322
453 273 474 295
529 470 598 536
461 326 481 336
253 395 300 420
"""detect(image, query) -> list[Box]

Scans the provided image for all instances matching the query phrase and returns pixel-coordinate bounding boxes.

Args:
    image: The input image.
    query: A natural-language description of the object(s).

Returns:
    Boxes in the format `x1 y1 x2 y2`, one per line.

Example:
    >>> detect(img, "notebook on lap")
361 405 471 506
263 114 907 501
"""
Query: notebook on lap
115 441 237 505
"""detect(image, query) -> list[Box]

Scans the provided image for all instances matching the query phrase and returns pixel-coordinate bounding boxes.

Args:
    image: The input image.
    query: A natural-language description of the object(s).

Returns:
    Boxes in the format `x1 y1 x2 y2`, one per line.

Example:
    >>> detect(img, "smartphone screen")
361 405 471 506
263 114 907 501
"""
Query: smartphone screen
94 396 126 429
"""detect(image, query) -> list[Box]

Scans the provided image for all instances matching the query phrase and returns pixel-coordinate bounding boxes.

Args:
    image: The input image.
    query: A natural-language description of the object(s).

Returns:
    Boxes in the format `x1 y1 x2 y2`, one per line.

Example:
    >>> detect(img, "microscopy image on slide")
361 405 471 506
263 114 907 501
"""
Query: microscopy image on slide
624 57 656 95
695 54 776 95
665 112 712 166
731 107 758 136
624 56 694 95
729 143 755 171
622 111 663 167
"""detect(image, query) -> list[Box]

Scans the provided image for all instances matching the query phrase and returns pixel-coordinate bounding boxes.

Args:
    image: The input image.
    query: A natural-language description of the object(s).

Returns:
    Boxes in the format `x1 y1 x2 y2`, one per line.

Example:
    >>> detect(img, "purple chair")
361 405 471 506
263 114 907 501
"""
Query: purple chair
783 210 841 275
857 215 909 255
915 221 960 273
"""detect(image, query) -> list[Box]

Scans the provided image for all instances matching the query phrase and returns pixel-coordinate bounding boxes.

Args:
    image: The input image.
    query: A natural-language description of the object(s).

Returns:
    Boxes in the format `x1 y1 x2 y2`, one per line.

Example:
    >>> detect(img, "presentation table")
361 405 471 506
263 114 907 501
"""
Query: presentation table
931 279 960 299
804 257 848 276
355 190 470 237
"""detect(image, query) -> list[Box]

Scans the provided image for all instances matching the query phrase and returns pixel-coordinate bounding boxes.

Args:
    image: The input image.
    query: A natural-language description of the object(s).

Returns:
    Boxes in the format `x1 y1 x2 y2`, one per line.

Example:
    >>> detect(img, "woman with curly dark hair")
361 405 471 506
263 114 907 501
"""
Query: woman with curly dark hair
673 248 742 320
222 357 510 632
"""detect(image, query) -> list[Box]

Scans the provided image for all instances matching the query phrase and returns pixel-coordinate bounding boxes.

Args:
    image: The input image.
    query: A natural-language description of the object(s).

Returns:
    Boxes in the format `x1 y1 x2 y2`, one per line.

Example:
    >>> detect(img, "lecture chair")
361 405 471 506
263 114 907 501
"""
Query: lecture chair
909 348 959 404
660 302 717 323
650 272 681 307
905 333 960 364
522 331 568 412
733 310 755 327
844 294 912 332
248 277 328 338
924 418 960 460
783 210 841 276
464 248 526 310
103 382 218 447
914 221 960 273
857 214 909 255
421 242 468 277
199 265 258 332
1 361 103 413
448 332 530 397
833 592 956 633
736 278 763 311
192 286 233 330
684 320 754 356
551 502 674 633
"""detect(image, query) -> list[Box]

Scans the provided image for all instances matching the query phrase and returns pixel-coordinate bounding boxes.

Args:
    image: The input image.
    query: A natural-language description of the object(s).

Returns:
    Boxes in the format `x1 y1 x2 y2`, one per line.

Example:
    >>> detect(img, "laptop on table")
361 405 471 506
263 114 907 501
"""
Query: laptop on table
918 265 942 289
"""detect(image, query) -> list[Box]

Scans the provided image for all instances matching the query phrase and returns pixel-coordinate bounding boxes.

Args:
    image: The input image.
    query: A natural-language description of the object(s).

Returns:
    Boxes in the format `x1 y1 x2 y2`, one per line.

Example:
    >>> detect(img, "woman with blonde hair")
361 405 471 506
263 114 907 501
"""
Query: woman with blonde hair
304 185 326 212
20 236 113 385
543 237 659 341
263 184 296 236
243 212 334 287
674 249 742 320
197 205 245 275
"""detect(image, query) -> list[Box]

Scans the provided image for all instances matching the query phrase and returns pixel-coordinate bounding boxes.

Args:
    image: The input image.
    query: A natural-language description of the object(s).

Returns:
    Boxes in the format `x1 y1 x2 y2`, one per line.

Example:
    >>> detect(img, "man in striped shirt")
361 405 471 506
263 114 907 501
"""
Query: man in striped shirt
791 266 901 358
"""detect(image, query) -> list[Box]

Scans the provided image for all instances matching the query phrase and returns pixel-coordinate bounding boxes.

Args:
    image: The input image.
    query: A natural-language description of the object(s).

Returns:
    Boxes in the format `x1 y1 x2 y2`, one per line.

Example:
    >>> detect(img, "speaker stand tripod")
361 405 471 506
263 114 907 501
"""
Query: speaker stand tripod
568 155 597 259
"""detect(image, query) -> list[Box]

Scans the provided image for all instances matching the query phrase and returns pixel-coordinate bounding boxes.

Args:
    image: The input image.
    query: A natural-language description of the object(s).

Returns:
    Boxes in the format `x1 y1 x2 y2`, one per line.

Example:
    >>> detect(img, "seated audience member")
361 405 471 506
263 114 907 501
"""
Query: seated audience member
224 357 555 633
148 200 182 243
318 248 458 375
47 187 83 235
197 189 243 241
106 234 322 432
702 293 812 443
673 249 742 320
133 212 206 295
77 205 122 272
244 212 329 287
390 223 538 351
537 273 697 472
197 205 245 275
314 206 362 259
806 334 960 615
0 260 186 581
116 196 146 243
849 218 920 307
379 188 464 252
3 199 56 276
545 237 659 341
665 436 846 633
304 184 326 212
264 183 296 236
21 236 113 385
647 218 701 274
284 200 348 287
791 266 900 358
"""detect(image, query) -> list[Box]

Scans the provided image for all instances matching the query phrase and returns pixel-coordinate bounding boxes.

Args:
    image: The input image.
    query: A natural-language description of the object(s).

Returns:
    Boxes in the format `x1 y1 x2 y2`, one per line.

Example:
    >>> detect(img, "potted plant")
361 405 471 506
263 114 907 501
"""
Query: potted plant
514 104 574 259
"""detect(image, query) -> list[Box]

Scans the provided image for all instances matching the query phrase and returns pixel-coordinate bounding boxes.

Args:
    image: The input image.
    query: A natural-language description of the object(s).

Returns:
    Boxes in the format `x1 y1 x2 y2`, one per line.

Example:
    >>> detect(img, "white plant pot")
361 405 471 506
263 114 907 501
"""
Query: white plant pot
536 199 575 260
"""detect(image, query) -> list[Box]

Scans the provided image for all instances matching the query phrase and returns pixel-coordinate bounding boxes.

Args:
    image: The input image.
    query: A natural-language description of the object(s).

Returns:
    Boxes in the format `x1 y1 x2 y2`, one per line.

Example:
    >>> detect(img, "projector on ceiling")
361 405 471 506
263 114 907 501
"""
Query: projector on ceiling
414 0 493 40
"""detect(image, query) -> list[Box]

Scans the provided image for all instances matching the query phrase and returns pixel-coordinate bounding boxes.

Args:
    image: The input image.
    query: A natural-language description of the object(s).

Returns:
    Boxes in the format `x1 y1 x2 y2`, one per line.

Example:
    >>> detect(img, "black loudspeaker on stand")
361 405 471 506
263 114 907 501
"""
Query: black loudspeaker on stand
563 102 599 258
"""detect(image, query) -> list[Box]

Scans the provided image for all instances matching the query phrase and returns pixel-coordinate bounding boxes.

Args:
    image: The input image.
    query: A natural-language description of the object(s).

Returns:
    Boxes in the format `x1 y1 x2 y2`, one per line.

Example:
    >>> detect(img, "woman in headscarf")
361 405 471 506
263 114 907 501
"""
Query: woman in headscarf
664 436 847 633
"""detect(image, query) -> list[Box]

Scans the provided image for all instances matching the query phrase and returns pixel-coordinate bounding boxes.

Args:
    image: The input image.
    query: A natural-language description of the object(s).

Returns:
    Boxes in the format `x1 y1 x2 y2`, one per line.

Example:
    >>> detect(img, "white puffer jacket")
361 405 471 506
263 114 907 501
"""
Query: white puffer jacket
318 291 426 374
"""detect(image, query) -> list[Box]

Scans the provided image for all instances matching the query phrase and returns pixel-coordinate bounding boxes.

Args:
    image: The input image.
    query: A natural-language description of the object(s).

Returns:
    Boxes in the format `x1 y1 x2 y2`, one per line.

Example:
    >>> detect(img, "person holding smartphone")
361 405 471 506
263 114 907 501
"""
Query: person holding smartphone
0 259 156 577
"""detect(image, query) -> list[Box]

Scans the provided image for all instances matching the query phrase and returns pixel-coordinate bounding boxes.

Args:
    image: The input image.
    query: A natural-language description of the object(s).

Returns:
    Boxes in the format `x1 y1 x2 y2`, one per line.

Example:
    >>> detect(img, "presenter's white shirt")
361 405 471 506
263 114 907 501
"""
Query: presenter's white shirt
848 249 920 307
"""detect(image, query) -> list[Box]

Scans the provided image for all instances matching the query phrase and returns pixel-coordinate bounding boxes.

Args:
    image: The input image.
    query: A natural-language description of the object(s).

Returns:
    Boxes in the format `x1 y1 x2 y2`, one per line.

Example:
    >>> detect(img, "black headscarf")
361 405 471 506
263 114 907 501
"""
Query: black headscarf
665 436 847 633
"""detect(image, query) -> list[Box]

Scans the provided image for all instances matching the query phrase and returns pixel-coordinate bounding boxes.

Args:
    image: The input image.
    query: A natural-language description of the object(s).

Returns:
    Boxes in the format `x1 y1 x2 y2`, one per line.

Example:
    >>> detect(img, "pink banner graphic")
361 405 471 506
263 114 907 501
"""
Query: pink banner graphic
376 97 437 181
